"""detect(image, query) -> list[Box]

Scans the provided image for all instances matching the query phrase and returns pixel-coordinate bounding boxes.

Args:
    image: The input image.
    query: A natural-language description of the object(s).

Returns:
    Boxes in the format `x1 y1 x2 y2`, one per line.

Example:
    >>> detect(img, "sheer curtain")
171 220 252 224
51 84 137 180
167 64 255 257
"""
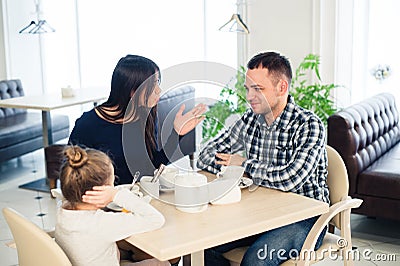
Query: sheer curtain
365 0 400 101
76 0 237 99
77 0 205 88
335 0 400 106
38 0 238 125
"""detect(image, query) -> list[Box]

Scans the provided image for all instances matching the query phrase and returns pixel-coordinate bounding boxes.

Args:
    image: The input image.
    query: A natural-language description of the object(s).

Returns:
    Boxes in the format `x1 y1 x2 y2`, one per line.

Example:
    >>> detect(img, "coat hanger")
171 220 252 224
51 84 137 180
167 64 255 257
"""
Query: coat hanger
19 21 37 33
19 0 55 34
219 14 250 34
19 20 55 34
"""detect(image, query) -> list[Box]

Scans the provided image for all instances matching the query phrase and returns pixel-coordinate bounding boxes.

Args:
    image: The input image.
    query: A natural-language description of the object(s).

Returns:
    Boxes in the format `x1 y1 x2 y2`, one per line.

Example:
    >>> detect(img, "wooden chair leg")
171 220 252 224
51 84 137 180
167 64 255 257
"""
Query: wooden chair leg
44 144 66 197
328 224 335 233
183 254 191 266
48 179 57 190
48 179 57 198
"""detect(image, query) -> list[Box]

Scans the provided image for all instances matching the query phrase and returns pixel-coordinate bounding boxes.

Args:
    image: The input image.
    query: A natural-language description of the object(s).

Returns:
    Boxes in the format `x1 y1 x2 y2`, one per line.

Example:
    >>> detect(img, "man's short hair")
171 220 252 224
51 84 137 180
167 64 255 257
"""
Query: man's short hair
247 51 292 86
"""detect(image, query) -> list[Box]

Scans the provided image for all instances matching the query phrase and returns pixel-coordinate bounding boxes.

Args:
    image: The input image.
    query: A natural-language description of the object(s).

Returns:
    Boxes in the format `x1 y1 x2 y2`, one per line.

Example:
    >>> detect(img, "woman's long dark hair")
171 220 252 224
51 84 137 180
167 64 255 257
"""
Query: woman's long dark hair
96 55 160 155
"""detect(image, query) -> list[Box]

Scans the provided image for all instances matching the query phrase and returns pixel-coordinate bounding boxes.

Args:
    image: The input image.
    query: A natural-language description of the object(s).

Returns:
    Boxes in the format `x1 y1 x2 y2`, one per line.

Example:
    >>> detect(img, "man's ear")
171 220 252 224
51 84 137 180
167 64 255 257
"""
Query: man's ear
279 80 289 94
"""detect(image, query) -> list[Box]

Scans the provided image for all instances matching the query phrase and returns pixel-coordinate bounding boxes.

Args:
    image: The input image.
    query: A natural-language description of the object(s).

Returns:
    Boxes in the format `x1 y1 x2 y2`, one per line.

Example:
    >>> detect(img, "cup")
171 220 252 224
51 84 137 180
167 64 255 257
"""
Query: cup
139 176 159 198
174 172 208 213
159 167 179 188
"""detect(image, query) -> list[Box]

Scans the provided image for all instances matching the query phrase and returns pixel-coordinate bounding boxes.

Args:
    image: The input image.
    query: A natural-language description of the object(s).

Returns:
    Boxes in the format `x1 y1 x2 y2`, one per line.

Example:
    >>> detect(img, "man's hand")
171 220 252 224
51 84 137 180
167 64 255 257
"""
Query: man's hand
82 185 117 208
215 153 246 166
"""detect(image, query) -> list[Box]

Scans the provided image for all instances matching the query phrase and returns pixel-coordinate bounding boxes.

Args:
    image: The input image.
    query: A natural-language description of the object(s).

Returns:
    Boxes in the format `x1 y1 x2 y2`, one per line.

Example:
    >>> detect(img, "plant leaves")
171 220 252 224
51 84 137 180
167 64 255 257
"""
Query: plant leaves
291 53 339 126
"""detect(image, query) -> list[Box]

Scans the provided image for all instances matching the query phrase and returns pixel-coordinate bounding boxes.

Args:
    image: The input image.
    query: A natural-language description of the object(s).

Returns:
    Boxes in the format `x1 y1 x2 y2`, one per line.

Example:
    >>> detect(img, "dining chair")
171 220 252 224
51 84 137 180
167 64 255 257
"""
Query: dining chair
222 145 363 266
2 207 72 266
45 144 67 191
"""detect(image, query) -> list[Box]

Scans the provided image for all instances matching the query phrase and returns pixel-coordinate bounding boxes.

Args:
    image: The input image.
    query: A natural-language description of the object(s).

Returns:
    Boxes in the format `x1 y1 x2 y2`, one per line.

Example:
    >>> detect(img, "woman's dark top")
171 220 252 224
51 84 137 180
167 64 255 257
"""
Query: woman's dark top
69 109 181 184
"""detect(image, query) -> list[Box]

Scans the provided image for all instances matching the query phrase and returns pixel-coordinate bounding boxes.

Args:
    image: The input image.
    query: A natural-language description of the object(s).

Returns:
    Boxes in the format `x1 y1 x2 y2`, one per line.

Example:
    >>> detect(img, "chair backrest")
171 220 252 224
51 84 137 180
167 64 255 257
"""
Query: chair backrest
157 85 196 160
45 144 66 179
326 145 349 230
223 146 359 266
2 207 72 266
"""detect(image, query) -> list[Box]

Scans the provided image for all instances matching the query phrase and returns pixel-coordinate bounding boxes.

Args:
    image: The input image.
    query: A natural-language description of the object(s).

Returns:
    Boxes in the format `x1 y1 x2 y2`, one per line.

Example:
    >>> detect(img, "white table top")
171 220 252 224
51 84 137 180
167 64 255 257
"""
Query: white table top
126 172 329 262
0 88 108 111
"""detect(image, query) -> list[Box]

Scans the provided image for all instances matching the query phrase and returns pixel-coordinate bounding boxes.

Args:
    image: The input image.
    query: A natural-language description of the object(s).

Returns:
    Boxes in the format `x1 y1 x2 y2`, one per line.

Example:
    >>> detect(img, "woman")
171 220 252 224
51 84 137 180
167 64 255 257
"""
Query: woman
69 55 206 184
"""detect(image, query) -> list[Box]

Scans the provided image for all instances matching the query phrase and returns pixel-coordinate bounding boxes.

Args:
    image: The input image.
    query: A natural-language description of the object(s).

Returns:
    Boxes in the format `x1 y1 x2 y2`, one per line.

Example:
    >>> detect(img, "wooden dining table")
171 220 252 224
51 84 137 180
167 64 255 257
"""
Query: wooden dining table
126 171 329 266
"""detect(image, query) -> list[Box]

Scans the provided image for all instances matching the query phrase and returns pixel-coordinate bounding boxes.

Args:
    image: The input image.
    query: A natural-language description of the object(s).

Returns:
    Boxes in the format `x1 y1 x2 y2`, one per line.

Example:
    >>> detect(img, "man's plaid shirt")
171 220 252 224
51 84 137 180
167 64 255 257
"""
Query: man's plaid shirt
197 95 329 203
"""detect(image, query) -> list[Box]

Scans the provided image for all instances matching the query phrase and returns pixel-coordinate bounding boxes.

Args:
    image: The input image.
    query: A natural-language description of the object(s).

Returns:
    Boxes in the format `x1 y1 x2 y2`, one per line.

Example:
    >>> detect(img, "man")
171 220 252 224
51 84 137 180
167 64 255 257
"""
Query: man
197 51 329 266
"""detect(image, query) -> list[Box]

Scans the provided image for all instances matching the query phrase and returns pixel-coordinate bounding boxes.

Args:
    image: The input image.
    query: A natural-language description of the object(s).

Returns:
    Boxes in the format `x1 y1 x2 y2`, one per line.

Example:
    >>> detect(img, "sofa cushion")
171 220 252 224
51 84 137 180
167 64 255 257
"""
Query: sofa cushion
358 143 400 200
0 79 26 117
0 112 69 149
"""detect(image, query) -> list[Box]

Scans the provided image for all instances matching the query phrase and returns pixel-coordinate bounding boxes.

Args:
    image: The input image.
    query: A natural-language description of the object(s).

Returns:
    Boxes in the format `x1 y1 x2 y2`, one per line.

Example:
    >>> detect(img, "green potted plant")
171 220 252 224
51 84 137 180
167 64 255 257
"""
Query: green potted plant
201 66 247 143
290 54 338 126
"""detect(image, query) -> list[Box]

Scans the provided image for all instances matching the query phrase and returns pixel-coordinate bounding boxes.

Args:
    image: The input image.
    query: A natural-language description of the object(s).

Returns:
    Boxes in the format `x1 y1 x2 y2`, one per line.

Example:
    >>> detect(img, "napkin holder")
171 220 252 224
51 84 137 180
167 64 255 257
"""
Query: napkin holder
209 178 241 205
209 165 245 205
61 86 75 98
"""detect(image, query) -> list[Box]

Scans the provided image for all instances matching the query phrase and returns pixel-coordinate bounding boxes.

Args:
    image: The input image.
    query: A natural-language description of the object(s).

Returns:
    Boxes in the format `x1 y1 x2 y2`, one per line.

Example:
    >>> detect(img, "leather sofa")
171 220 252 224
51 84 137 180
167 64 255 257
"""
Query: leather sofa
328 93 400 221
45 85 196 189
0 79 70 163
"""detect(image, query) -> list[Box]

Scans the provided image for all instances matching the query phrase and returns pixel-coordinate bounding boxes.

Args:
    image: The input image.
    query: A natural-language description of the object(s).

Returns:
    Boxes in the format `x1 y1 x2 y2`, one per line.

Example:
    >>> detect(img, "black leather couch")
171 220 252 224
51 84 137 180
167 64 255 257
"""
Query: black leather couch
328 93 400 221
0 79 70 163
45 86 196 189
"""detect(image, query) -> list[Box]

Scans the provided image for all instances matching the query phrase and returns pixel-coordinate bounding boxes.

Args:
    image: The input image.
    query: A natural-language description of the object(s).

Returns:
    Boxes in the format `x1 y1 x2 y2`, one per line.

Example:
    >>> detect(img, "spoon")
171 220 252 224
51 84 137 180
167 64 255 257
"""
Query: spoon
151 164 165 183
130 171 140 191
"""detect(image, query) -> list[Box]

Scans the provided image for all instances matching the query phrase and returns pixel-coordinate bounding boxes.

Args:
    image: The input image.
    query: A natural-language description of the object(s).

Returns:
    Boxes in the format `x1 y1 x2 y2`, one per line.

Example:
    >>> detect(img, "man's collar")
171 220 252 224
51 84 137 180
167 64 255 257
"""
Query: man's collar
255 95 294 129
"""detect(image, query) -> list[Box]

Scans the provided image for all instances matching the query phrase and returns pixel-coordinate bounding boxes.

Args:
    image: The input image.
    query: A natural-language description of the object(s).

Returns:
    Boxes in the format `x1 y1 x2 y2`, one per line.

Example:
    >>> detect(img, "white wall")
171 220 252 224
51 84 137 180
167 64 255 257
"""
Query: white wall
0 0 6 79
1 0 43 95
247 0 317 73
0 0 78 95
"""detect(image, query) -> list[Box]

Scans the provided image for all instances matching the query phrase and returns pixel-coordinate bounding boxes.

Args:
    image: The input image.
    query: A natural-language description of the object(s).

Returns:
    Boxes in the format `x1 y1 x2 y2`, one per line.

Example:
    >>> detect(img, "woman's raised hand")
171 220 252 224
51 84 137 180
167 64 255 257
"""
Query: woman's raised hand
174 103 207 136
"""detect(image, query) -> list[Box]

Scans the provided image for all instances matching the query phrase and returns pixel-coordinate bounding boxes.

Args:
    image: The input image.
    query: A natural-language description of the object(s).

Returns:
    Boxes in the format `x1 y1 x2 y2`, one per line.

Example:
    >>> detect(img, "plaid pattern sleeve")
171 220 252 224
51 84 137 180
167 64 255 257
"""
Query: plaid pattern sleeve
196 111 249 174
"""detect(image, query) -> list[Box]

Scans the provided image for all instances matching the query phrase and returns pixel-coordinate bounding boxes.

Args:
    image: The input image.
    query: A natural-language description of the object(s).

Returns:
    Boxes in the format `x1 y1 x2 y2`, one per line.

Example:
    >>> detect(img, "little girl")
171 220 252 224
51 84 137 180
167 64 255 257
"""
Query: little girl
55 145 170 266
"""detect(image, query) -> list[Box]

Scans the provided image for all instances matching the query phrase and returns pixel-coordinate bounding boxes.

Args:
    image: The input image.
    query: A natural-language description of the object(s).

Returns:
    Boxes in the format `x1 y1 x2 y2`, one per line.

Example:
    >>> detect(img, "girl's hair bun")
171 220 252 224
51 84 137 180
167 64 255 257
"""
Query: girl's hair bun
64 146 88 168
